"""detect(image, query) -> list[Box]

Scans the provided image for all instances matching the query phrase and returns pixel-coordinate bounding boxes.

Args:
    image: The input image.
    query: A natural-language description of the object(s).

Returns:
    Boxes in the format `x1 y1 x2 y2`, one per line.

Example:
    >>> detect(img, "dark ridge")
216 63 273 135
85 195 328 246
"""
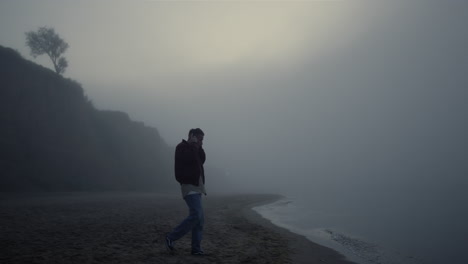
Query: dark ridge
0 45 172 192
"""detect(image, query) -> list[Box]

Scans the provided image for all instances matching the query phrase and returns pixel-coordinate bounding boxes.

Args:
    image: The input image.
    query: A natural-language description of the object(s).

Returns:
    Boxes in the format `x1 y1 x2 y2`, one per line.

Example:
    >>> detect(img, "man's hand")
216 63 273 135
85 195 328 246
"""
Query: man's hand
188 133 204 148
188 135 200 148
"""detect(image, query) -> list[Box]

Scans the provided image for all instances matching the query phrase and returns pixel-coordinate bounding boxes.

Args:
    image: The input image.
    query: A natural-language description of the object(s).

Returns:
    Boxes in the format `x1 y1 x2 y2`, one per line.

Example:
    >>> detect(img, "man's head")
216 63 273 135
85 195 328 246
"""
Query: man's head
188 128 205 146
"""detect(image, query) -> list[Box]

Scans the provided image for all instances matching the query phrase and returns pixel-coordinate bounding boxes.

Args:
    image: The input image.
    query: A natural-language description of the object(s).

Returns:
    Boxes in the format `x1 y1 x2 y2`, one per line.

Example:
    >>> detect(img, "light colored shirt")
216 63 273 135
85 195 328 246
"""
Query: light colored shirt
181 175 206 198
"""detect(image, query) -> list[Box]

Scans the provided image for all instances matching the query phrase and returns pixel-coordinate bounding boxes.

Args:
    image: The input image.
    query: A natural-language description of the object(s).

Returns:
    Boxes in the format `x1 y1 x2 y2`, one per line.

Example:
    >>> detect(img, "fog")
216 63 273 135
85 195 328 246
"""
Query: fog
1 0 467 200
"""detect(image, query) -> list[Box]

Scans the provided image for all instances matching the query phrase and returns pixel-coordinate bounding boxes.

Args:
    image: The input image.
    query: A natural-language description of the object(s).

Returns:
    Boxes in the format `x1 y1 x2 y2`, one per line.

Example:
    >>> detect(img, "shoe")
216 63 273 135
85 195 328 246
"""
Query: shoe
165 236 174 251
191 250 205 256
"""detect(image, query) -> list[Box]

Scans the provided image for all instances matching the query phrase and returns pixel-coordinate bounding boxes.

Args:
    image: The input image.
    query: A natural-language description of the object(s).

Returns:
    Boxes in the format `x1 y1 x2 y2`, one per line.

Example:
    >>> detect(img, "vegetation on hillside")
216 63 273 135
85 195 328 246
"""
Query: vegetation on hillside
25 27 69 75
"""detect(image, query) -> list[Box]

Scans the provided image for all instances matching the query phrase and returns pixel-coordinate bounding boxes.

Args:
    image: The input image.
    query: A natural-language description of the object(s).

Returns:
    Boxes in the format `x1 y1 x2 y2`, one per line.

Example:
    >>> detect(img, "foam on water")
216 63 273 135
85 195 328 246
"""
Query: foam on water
253 198 425 264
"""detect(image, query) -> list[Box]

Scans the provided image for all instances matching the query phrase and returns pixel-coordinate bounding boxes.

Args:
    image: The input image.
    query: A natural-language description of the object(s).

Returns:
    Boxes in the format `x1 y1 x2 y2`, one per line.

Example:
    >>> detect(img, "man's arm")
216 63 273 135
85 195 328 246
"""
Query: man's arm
199 148 206 164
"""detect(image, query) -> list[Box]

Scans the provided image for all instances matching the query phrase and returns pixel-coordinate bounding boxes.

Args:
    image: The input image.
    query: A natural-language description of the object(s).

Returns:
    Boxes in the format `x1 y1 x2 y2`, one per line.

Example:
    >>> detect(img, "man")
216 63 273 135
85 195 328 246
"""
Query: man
165 128 206 255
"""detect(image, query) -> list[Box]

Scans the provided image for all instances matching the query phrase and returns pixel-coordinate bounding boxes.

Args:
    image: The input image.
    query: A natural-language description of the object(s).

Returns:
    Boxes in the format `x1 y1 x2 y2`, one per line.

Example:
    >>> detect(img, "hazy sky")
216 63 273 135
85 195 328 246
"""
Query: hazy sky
1 0 467 195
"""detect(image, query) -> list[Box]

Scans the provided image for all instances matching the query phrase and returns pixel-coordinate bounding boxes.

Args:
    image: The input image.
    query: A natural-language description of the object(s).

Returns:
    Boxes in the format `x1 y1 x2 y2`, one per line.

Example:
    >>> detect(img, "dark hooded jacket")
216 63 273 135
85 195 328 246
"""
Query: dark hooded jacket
174 140 205 186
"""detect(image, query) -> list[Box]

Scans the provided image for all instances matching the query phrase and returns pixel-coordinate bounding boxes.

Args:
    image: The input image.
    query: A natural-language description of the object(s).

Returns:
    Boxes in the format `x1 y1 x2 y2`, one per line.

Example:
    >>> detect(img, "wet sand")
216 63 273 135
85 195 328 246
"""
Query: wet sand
0 193 355 264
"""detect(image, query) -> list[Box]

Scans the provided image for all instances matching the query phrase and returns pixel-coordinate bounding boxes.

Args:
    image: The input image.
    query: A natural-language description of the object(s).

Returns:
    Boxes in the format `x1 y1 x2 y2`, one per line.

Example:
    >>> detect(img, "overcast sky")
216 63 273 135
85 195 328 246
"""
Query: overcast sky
1 0 467 195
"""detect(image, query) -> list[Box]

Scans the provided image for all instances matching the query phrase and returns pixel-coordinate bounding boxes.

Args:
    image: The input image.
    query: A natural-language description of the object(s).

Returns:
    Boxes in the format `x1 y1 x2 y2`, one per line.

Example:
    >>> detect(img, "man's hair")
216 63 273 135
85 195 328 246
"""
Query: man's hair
188 128 204 138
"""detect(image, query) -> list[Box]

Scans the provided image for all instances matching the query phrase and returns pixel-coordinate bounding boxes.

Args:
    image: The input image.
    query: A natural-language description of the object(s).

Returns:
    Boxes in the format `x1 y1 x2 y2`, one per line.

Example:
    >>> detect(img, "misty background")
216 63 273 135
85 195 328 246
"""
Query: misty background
2 0 467 203
1 1 467 261
2 0 467 200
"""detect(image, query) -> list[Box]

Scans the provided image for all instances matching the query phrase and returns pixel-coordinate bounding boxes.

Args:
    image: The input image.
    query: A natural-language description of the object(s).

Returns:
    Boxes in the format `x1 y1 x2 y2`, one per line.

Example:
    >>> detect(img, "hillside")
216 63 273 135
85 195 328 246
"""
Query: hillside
0 46 172 191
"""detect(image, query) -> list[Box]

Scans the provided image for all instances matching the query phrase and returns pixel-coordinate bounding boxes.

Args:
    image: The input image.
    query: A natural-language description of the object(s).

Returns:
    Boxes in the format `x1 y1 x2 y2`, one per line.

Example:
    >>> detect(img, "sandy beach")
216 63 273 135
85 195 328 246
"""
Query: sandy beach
0 193 355 264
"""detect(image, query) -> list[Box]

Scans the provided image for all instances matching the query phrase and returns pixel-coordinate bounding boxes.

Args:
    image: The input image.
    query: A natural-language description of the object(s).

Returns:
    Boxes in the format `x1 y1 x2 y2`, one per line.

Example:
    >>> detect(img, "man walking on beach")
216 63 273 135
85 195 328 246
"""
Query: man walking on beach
166 128 206 256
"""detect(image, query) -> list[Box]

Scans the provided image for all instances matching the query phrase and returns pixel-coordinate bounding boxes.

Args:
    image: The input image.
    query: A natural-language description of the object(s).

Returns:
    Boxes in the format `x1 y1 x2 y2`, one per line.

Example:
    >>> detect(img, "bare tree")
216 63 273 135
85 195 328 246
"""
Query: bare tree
25 27 69 75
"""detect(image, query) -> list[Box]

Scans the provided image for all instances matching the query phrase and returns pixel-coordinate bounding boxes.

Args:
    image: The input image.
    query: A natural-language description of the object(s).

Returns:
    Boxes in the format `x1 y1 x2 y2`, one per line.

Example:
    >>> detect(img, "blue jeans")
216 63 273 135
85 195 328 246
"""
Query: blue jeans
167 193 204 252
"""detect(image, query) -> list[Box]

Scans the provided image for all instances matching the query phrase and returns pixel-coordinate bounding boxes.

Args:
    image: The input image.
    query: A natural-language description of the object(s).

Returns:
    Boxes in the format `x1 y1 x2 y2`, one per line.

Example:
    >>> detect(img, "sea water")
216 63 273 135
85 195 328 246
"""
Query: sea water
253 193 468 264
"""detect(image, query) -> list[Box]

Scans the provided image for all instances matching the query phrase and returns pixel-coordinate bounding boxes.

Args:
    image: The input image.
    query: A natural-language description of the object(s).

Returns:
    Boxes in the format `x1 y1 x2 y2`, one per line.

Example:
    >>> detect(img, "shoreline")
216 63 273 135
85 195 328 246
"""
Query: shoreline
241 195 357 264
0 192 357 263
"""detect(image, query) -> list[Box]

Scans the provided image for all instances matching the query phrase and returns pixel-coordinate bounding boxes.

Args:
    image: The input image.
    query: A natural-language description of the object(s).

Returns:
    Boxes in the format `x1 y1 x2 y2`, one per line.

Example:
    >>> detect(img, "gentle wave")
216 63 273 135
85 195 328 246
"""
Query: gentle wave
253 199 425 264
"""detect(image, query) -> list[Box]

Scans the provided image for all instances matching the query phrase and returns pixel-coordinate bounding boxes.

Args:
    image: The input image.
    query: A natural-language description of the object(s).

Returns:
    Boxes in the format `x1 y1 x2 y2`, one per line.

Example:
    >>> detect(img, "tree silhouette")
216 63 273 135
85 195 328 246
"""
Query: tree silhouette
25 27 69 75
